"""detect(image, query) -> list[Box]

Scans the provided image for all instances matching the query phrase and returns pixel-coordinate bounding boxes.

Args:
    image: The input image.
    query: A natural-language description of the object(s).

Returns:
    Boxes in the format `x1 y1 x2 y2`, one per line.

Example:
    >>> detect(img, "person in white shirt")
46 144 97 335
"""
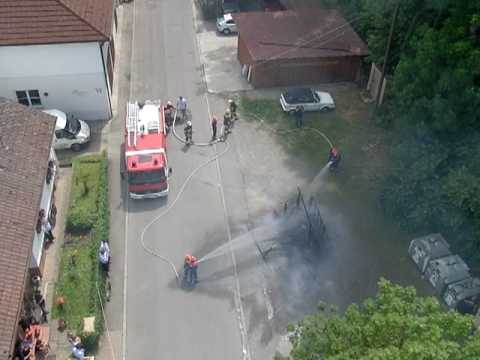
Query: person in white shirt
42 215 55 243
176 96 188 121
99 240 110 272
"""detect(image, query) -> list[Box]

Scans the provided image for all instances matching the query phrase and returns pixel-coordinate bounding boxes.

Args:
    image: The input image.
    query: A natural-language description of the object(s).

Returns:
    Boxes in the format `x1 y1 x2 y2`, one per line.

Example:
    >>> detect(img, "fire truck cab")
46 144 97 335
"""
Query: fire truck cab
123 100 171 199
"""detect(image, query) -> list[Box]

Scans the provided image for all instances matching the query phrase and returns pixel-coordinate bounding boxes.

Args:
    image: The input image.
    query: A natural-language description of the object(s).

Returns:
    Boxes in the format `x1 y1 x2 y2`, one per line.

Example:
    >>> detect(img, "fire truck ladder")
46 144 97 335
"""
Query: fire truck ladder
144 99 162 135
127 101 139 147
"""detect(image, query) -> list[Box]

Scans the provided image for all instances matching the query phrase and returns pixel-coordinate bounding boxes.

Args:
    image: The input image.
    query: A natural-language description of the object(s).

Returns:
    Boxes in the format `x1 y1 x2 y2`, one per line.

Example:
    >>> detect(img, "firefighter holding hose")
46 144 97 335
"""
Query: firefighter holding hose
328 147 341 170
183 254 198 286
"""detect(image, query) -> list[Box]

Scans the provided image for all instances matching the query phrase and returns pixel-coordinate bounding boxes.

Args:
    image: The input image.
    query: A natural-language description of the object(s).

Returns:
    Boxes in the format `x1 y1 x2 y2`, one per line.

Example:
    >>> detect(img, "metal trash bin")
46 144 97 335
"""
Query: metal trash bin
443 277 480 309
408 233 451 274
424 255 470 295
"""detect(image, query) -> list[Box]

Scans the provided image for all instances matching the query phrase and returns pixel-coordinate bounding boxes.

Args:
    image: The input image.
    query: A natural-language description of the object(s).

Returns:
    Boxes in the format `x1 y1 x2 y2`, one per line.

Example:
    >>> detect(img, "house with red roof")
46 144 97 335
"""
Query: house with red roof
0 98 57 359
0 0 116 120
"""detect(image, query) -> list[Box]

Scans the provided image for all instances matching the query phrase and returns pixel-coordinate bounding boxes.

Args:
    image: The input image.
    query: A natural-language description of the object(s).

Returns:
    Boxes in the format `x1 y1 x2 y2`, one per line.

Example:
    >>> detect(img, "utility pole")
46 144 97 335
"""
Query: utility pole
375 0 401 110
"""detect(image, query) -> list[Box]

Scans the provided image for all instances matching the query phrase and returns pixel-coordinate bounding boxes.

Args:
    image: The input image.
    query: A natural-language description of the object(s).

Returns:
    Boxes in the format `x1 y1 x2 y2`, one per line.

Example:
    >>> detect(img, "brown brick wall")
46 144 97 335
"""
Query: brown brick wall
251 56 364 88
237 35 253 65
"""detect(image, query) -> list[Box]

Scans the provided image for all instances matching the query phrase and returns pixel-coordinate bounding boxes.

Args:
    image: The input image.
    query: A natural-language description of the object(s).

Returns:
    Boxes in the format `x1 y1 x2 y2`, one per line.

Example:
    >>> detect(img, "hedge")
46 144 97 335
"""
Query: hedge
53 153 109 352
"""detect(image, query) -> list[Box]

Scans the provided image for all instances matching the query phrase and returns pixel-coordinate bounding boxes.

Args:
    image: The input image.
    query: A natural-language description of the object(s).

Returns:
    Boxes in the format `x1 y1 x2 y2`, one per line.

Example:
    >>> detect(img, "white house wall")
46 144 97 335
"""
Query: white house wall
0 42 111 120
31 146 57 269
101 41 113 103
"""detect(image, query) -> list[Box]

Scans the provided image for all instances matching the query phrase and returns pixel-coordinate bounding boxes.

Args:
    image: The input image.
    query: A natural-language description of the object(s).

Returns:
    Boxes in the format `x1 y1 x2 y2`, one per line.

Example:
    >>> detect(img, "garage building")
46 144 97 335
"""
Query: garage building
234 10 369 88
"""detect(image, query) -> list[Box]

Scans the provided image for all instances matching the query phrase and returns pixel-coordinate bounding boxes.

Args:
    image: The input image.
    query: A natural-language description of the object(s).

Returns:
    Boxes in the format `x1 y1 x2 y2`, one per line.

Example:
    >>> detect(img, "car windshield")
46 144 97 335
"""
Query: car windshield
128 168 166 185
283 88 315 104
66 114 81 135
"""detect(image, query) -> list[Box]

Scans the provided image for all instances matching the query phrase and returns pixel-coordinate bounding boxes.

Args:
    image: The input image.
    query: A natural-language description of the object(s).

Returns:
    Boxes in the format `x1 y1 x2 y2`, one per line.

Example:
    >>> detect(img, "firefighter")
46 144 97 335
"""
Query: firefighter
184 121 193 144
328 147 341 169
164 101 174 132
223 109 232 134
184 254 192 282
228 99 238 120
189 255 198 285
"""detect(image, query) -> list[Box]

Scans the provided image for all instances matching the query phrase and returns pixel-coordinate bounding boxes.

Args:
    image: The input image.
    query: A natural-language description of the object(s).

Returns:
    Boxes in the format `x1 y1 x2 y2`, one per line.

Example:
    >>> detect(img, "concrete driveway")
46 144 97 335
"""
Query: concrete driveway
194 8 252 93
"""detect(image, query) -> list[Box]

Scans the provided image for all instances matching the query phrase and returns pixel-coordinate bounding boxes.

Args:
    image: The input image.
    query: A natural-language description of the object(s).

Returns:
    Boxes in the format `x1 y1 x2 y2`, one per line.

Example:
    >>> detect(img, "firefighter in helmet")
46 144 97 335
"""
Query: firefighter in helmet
223 109 232 135
228 99 238 120
328 147 341 169
184 121 193 144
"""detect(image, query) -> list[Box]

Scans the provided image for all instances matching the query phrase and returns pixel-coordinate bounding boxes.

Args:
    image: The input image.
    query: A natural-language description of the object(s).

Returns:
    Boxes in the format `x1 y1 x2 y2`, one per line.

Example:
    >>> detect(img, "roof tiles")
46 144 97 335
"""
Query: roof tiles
0 98 55 359
0 0 114 46
234 10 369 61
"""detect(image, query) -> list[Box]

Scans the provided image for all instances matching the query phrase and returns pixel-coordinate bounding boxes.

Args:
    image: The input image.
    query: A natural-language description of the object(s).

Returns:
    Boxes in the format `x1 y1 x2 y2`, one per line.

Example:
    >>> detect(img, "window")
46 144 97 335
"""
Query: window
16 91 29 106
15 89 42 106
55 130 66 139
55 129 75 139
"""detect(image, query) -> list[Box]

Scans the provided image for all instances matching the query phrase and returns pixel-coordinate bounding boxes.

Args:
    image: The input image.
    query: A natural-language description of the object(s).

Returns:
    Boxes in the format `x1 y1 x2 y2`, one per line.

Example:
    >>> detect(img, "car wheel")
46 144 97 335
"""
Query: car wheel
288 109 296 115
71 143 82 152
320 107 331 113
223 29 231 35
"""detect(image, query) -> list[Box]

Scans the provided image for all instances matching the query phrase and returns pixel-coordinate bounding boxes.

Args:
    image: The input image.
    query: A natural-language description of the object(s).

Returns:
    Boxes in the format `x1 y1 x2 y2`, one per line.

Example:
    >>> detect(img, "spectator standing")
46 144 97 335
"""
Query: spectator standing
211 116 218 140
294 106 304 128
176 96 188 121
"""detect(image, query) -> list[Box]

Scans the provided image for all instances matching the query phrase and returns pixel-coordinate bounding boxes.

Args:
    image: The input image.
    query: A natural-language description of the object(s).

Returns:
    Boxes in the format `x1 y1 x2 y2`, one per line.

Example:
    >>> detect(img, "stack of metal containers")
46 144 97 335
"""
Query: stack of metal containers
408 233 480 311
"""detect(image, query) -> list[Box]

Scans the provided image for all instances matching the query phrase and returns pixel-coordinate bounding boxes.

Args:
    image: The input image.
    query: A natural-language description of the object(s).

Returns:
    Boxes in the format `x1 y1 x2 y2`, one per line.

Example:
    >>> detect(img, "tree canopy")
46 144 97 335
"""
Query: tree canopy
277 279 480 360
318 0 480 267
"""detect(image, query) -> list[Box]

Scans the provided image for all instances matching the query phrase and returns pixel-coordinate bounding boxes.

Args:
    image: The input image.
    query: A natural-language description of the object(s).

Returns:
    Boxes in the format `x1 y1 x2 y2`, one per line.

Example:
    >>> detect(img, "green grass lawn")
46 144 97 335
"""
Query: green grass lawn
52 237 96 331
240 90 388 204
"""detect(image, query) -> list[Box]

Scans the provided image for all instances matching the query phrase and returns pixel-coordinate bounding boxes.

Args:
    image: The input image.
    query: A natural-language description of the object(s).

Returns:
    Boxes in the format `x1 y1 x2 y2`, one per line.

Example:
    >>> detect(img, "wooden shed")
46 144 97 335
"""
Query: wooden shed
234 10 369 88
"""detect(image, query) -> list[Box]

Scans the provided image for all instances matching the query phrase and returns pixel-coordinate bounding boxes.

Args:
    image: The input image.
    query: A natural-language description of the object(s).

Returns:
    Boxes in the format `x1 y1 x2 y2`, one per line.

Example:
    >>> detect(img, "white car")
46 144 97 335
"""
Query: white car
216 13 237 35
280 88 335 113
43 109 90 151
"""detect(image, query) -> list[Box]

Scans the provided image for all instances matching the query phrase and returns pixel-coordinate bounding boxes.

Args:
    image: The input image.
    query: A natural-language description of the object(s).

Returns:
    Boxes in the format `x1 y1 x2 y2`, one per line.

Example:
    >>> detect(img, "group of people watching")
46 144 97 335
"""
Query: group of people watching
16 318 49 359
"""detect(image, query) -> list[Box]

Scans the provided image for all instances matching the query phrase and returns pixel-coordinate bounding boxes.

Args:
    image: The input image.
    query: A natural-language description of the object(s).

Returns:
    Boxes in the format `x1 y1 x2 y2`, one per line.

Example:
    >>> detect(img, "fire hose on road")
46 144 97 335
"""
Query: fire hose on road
139 108 335 279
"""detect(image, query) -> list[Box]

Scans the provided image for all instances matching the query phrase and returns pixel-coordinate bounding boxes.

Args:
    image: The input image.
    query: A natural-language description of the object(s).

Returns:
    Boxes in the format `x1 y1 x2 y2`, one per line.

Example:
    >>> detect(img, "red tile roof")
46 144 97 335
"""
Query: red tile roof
0 0 114 46
0 99 55 359
234 10 369 61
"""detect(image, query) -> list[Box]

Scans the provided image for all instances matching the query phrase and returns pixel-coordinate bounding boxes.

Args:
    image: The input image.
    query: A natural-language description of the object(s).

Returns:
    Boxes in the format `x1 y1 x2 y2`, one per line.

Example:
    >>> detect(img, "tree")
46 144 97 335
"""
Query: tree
281 279 479 360
392 0 480 132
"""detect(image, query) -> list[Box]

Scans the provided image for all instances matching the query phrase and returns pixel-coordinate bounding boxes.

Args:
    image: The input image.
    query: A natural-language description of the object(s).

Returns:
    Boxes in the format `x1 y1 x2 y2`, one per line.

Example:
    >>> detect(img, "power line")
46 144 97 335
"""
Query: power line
254 13 366 68
375 0 401 109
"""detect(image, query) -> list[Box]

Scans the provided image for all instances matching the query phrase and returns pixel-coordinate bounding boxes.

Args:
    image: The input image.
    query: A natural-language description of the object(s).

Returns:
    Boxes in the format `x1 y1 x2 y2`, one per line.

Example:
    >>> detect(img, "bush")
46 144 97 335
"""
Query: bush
66 156 103 233
54 153 109 352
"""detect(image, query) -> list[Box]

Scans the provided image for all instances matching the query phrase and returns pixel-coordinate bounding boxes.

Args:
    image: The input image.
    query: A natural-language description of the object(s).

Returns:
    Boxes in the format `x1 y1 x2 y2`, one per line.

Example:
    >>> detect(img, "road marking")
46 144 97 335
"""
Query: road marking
197 53 252 360
190 2 251 357
122 197 129 360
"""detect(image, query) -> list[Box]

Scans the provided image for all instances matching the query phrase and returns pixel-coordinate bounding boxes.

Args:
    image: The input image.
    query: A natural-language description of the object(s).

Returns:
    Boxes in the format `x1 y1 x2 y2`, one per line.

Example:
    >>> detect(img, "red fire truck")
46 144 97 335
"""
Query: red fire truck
123 100 171 199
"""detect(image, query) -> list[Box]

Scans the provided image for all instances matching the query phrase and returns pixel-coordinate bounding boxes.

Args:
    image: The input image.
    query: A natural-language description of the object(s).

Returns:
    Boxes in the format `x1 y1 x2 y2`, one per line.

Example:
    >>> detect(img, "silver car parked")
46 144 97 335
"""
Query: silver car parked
216 13 237 35
280 88 335 113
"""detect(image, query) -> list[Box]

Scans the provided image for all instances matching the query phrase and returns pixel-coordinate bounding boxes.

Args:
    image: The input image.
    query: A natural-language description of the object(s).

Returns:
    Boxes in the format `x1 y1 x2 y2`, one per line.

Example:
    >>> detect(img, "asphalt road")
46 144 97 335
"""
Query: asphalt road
124 0 249 359
106 3 437 360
